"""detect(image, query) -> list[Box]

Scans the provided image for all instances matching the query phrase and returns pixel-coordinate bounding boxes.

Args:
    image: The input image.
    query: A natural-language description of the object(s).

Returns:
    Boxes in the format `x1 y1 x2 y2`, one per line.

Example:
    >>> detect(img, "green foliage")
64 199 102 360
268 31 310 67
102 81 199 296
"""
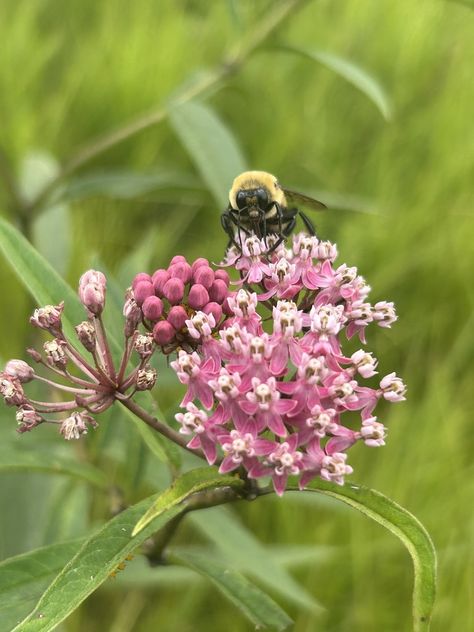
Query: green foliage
0 0 472 630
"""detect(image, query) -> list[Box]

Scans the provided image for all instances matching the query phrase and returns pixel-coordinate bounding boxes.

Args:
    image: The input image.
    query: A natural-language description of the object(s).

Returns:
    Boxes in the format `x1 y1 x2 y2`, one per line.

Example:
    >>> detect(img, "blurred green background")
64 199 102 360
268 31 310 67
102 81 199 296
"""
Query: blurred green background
0 0 473 630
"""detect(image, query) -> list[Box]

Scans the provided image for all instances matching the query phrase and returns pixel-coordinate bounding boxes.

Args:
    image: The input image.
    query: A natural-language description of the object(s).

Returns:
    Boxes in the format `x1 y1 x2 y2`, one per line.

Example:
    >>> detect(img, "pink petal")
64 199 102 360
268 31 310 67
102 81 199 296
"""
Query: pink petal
270 343 288 375
219 455 239 474
253 438 277 455
239 400 258 415
272 473 288 496
276 399 297 414
263 411 287 437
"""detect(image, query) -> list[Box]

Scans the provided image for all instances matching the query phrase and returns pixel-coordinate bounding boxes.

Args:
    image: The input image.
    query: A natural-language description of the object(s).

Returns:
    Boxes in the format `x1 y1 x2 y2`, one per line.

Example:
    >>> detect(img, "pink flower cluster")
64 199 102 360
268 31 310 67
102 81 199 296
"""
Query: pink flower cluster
131 256 231 352
172 233 405 495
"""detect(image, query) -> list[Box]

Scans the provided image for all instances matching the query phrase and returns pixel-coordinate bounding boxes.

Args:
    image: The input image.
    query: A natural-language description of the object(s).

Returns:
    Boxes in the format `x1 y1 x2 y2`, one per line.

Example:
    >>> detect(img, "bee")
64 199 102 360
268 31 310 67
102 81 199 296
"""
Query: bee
221 170 327 252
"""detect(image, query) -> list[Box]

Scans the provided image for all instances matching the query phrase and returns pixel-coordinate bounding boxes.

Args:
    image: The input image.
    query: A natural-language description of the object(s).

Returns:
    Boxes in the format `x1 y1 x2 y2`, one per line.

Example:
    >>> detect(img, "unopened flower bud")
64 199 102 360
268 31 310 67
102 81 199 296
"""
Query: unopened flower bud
192 266 214 289
5 360 34 383
26 348 43 363
214 269 230 285
123 296 141 337
30 303 64 334
168 261 192 284
188 284 209 310
136 365 157 391
60 412 97 440
76 321 96 352
209 279 228 304
132 273 152 290
134 333 154 358
0 374 25 406
152 269 170 297
162 278 185 305
43 339 68 368
133 281 154 306
153 321 175 346
142 296 164 321
170 255 187 265
203 302 222 323
167 306 188 331
191 258 209 273
16 405 41 432
79 270 107 316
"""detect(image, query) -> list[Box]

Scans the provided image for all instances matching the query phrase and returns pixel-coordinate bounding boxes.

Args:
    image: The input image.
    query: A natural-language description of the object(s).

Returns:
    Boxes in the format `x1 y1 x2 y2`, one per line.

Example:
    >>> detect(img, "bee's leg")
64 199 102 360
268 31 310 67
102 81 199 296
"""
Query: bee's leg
265 211 297 254
299 211 316 235
221 211 239 250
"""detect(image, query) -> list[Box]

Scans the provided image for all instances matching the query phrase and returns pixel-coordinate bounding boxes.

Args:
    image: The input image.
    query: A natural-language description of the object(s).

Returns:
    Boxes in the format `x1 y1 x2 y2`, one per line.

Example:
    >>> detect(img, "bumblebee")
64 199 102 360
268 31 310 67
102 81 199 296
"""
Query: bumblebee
221 170 327 251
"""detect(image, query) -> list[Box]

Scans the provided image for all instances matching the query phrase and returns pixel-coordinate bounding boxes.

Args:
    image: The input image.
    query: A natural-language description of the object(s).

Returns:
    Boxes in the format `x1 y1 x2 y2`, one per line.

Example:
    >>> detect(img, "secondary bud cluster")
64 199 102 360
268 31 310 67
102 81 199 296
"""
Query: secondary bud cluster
0 269 160 439
130 255 231 352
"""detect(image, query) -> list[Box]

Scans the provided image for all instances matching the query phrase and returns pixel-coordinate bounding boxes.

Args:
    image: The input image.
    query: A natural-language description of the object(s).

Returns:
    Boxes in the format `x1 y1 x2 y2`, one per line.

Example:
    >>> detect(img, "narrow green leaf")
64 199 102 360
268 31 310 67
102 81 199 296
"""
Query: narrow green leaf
281 45 393 120
132 467 244 536
291 480 436 631
12 494 184 631
170 549 293 631
62 169 198 201
0 448 106 489
0 540 83 632
32 203 71 277
190 506 322 613
169 100 247 207
0 216 84 340
0 218 180 468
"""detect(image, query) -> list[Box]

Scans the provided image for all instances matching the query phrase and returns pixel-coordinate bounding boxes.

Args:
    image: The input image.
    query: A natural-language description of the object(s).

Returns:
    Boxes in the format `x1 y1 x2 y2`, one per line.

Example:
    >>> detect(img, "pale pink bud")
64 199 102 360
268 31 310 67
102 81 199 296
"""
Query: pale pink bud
214 269 230 285
203 302 222 323
191 258 209 273
167 306 188 330
123 296 141 337
133 281 154 306
142 296 164 321
43 339 68 368
320 452 353 485
168 261 192 284
152 269 170 297
136 366 157 391
351 350 378 378
30 303 64 334
193 266 214 289
26 348 42 363
209 279 228 304
372 301 397 328
163 278 185 305
5 360 35 383
79 270 106 315
153 321 175 346
188 284 209 310
170 255 187 265
76 321 96 352
132 273 152 290
360 417 386 447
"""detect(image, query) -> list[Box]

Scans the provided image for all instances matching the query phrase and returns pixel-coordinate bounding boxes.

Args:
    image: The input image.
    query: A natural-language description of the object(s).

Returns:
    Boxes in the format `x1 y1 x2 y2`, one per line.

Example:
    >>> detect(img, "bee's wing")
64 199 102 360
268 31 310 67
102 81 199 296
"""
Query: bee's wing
281 187 327 211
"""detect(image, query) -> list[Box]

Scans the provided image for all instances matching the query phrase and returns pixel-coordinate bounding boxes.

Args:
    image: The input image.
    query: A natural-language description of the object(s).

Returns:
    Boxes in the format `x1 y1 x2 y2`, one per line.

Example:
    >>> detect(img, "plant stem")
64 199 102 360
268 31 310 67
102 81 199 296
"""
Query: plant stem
119 396 209 461
25 0 306 216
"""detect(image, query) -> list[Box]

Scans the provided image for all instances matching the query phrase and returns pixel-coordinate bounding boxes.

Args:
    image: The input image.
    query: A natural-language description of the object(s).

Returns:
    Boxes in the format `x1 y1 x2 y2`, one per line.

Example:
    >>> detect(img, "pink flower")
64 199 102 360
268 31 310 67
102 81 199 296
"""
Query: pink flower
240 377 296 437
250 434 303 496
360 417 386 447
175 402 218 464
218 427 275 474
170 350 216 409
379 373 407 402
234 236 271 283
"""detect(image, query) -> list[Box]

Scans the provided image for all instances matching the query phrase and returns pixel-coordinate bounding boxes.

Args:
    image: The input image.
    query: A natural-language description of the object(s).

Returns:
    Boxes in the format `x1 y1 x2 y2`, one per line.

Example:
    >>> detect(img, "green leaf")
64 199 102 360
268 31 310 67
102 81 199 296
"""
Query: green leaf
132 467 244 536
0 218 180 468
280 45 393 121
62 169 199 201
169 100 247 207
292 480 437 632
12 492 187 631
0 216 84 341
0 448 107 489
32 203 71 277
190 506 323 613
169 549 293 631
0 540 83 632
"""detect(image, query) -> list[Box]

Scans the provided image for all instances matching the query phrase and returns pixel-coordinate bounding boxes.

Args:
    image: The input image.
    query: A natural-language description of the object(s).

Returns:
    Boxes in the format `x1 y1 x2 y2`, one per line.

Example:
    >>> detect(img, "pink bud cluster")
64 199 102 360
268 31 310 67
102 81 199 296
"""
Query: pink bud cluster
131 255 231 352
171 233 405 495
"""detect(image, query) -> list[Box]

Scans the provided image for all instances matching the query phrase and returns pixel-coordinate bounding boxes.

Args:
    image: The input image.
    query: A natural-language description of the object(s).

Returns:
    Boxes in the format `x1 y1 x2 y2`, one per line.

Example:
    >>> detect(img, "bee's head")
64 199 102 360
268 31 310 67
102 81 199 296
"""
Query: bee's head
236 187 269 218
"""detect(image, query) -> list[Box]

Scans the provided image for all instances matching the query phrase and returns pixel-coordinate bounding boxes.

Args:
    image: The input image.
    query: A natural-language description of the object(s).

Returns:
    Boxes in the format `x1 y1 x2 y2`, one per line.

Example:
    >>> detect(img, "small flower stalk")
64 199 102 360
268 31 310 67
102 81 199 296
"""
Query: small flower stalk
1 233 405 496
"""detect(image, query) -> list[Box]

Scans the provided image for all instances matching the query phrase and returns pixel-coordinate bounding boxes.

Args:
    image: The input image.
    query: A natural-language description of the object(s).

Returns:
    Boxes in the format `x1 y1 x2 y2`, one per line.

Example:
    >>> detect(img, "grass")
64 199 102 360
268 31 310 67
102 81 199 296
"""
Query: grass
0 0 473 630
